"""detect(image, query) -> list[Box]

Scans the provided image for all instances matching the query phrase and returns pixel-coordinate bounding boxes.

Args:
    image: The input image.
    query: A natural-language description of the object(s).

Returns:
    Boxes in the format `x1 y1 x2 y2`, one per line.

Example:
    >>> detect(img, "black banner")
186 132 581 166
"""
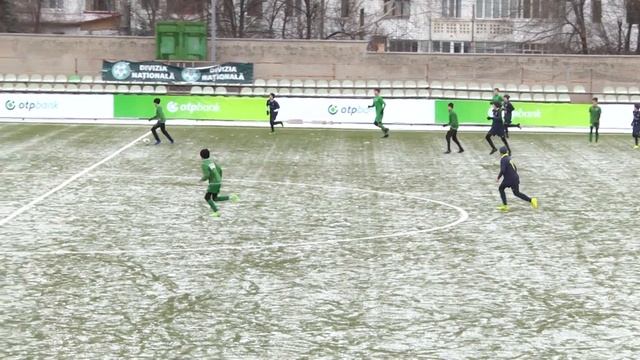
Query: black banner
102 60 253 84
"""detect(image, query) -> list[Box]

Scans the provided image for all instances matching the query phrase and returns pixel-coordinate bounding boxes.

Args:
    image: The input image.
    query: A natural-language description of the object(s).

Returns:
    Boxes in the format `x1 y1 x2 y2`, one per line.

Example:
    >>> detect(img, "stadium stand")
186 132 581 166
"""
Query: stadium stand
0 72 630 102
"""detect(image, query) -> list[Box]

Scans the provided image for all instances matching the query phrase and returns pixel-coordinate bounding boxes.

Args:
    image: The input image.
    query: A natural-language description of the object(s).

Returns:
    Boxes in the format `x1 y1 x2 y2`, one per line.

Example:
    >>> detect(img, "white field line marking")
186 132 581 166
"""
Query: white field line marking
0 179 469 256
0 132 149 227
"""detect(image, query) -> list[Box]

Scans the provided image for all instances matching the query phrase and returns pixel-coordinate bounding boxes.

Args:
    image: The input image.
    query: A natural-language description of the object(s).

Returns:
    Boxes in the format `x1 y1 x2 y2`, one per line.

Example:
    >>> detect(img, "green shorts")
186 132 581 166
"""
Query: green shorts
207 183 221 194
591 122 599 128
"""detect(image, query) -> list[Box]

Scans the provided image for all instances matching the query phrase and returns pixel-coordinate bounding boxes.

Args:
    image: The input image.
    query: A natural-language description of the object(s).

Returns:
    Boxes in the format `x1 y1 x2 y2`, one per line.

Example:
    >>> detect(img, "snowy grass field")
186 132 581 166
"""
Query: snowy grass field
1 123 640 358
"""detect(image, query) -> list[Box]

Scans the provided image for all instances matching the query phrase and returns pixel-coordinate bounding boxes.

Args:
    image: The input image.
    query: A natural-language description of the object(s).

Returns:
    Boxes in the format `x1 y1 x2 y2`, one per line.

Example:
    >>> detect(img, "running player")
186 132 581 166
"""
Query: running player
486 101 511 155
589 97 602 143
491 88 503 106
496 146 538 212
266 93 284 133
633 104 640 149
443 102 464 153
148 98 174 145
368 88 389 138
503 95 521 138
200 148 238 218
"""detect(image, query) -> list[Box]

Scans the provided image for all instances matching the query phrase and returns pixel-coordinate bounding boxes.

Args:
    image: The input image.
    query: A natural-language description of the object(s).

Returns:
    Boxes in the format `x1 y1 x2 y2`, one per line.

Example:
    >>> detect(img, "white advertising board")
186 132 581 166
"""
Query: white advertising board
277 98 435 125
600 104 638 129
0 94 114 119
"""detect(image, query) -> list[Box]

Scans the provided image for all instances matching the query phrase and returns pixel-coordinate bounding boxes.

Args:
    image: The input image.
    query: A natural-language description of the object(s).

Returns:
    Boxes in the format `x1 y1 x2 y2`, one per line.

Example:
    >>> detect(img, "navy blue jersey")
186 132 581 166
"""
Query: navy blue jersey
498 154 519 186
488 108 505 136
267 99 280 113
504 101 515 122
633 109 640 128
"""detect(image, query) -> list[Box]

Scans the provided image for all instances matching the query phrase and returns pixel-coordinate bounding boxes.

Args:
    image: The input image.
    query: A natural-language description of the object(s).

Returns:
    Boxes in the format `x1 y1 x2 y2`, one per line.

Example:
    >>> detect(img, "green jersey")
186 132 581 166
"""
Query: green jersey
448 110 459 130
201 159 222 186
589 105 601 124
491 94 503 105
151 105 166 123
373 96 385 115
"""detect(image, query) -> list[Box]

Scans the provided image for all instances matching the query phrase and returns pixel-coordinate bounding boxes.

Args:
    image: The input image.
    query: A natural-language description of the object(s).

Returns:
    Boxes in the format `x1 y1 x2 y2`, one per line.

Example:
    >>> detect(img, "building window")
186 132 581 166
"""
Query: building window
341 0 350 17
476 0 520 18
86 0 114 12
431 41 469 53
384 0 410 18
442 0 461 17
389 39 418 52
43 0 64 9
247 0 263 17
592 0 602 23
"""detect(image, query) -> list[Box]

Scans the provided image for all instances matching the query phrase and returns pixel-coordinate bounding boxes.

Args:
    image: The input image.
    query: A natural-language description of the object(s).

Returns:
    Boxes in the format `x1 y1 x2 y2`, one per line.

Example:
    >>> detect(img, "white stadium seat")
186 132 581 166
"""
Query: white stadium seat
129 85 142 93
391 80 404 88
190 86 203 94
602 86 615 94
40 84 53 92
379 80 392 88
253 87 266 96
155 85 167 94
342 80 354 88
316 80 329 88
404 80 417 88
558 94 571 102
240 87 253 95
279 79 291 87
573 85 586 93
329 80 341 88
354 80 366 88
531 84 543 93
55 74 68 83
543 85 556 93
518 84 530 92
4 73 17 81
520 93 532 101
91 84 104 93
29 74 42 82
202 86 214 94
366 80 378 88
533 93 545 101
291 79 303 87
303 79 316 88
27 83 40 92
116 85 129 93
545 94 558 102
215 87 227 95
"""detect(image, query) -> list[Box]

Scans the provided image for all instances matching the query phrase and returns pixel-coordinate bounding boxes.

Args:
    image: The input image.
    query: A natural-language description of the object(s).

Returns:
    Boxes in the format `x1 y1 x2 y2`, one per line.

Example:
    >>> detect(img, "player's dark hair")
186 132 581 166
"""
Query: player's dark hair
592 97 598 102
504 94 510 99
493 101 502 108
153 98 161 104
200 148 210 159
448 102 454 108
499 146 509 154
373 88 381 93
494 88 500 92
269 93 276 98
635 103 640 109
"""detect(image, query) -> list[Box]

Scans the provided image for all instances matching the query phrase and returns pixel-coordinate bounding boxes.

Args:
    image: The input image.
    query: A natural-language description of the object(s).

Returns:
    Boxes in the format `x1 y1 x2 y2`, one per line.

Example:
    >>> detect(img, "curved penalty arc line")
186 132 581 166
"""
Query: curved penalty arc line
0 179 469 257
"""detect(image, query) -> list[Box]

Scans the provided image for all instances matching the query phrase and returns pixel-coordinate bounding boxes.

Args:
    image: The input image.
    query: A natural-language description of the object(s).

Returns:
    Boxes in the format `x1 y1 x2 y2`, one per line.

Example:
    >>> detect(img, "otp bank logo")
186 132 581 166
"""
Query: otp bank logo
327 104 372 116
4 99 58 111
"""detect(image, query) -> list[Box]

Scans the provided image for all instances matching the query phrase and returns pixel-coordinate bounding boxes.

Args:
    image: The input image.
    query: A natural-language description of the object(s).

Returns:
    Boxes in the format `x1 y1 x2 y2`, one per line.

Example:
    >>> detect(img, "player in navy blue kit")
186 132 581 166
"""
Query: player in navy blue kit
496 146 538 212
633 104 640 149
266 93 284 133
486 102 511 155
503 95 521 138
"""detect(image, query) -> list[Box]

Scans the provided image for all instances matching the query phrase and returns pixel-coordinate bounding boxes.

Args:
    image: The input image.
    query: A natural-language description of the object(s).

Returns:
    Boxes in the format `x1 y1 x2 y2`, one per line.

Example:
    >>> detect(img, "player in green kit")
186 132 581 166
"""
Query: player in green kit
491 88 503 106
589 97 602 143
148 98 174 145
200 148 238 218
443 102 464 153
368 88 389 138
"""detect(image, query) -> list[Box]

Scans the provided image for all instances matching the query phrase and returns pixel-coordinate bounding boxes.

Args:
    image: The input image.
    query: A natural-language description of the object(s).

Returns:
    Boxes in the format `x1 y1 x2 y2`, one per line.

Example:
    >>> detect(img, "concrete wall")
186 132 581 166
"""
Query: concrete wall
1 33 640 91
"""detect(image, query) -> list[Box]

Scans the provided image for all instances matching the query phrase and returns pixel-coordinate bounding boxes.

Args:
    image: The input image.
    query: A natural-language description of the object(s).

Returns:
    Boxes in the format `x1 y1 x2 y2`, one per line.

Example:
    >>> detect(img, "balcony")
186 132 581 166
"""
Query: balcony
431 19 514 42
